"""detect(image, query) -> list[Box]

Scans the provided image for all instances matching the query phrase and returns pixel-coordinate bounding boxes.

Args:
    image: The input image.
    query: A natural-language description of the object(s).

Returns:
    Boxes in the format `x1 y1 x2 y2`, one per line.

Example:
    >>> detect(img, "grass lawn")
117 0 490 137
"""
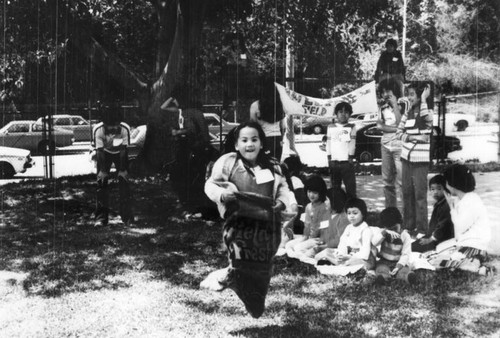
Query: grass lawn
1 176 500 337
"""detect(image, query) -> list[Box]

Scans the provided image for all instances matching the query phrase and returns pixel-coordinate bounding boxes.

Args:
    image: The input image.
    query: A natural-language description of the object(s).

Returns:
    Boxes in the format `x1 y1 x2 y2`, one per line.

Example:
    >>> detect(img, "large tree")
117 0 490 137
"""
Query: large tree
2 0 401 171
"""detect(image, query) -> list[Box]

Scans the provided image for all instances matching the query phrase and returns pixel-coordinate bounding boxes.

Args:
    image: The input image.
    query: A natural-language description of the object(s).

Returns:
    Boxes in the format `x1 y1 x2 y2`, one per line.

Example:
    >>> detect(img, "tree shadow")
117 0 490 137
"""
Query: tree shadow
0 175 224 297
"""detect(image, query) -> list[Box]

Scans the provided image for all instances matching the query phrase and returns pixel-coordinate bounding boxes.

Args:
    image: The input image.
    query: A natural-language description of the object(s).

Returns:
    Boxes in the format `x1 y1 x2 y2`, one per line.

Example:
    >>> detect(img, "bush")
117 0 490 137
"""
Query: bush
408 53 500 94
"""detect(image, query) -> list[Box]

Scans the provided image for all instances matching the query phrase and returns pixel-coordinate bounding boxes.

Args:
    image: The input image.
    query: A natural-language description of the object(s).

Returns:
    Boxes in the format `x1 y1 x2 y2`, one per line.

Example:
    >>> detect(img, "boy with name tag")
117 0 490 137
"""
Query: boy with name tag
92 104 132 227
326 102 357 199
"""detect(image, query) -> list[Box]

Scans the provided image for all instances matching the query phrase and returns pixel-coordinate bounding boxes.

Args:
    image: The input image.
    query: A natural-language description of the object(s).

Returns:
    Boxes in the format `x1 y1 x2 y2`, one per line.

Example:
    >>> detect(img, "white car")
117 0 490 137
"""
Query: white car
0 146 34 179
35 114 93 142
434 112 476 132
203 113 239 137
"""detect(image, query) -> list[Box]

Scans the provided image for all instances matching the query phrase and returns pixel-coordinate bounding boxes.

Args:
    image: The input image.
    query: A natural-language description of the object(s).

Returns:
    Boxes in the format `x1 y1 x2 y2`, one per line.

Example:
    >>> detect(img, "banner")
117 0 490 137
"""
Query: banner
275 81 378 118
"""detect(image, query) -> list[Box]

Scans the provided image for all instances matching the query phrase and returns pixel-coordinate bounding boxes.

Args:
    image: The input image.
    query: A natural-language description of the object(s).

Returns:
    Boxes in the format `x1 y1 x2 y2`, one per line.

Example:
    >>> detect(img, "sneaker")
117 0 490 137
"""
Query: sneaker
94 220 106 227
407 271 417 285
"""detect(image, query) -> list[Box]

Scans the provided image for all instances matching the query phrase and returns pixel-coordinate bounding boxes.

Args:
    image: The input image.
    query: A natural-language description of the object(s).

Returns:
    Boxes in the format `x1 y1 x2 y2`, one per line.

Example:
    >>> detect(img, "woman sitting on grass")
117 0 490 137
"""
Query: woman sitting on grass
427 164 491 275
201 121 294 318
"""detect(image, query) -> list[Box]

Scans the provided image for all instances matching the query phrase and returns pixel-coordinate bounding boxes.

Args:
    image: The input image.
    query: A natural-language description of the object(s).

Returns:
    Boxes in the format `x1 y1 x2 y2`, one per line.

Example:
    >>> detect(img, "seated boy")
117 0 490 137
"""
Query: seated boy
373 207 416 285
412 174 454 253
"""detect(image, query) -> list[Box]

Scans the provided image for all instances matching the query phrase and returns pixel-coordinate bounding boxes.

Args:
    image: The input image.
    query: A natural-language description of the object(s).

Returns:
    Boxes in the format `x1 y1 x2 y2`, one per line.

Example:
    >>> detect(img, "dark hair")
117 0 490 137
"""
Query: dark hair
379 207 403 228
443 164 476 193
305 174 327 203
102 103 122 125
329 188 347 214
429 174 447 188
283 155 303 176
378 78 402 99
334 102 353 116
406 81 434 109
233 121 277 170
344 197 367 219
385 38 398 49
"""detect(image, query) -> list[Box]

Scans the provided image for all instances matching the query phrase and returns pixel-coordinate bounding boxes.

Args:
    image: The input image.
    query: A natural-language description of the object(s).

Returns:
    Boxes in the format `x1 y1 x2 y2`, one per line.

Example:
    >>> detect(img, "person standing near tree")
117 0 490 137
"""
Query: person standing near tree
396 82 433 236
249 78 285 161
161 97 212 216
374 38 405 95
93 104 133 227
377 78 405 208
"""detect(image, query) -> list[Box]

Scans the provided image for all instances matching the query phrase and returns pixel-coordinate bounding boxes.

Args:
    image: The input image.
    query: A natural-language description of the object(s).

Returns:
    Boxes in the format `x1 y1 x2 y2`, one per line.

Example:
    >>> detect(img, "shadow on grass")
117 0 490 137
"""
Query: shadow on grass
0 176 224 297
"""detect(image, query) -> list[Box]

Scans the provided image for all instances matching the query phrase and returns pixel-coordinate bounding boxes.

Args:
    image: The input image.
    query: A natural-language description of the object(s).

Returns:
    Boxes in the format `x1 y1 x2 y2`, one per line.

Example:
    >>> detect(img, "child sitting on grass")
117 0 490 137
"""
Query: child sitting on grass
316 197 376 272
302 188 350 261
427 164 491 275
285 175 330 258
412 174 454 253
373 207 416 285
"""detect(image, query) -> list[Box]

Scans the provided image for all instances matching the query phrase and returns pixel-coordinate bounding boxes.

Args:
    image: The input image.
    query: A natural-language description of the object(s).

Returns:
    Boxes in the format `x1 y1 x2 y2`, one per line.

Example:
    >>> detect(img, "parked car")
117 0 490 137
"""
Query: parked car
0 120 75 155
349 111 379 125
354 123 462 163
0 146 34 179
203 113 239 137
294 115 333 134
90 125 223 172
434 112 476 132
35 114 93 141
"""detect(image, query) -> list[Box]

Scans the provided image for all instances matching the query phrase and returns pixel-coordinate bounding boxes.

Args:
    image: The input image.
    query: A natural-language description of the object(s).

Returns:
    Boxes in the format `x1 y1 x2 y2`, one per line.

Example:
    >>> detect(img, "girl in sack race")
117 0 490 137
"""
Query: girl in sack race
202 121 295 318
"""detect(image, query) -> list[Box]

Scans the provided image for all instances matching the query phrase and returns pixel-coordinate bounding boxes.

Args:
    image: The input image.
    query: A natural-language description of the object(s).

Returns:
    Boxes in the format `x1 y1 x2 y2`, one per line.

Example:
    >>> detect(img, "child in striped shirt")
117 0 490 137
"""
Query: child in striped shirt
373 207 416 285
396 82 433 235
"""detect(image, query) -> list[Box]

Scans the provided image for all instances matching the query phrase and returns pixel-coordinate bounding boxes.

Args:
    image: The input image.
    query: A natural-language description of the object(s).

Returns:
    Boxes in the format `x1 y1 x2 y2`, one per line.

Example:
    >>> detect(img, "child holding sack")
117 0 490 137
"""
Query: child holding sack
373 207 416 285
202 121 294 318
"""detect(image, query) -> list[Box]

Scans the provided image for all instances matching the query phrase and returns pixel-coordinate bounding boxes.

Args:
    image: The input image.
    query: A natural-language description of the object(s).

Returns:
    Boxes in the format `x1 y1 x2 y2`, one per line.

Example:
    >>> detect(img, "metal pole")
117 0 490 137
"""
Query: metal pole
282 34 297 161
402 0 407 61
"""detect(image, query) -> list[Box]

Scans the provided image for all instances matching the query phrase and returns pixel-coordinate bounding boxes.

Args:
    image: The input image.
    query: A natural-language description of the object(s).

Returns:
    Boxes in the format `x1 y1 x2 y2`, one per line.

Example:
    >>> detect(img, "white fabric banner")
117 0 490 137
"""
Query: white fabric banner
275 81 378 117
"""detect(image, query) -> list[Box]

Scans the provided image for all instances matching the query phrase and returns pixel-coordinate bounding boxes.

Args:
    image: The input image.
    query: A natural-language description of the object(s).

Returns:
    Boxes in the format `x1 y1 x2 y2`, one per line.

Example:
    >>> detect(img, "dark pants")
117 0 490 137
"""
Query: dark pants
401 159 429 233
170 137 210 211
95 153 132 224
329 160 356 199
411 237 437 253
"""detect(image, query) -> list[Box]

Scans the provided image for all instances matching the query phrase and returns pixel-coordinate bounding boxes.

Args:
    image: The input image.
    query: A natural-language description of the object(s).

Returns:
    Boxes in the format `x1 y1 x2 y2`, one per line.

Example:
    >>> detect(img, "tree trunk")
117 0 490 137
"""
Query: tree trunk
142 0 209 172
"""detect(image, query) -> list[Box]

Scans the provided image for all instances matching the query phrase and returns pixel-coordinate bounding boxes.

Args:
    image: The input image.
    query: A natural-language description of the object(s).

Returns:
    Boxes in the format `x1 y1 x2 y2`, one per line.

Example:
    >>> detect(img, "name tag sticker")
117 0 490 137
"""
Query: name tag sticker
319 220 329 229
405 119 416 128
113 139 123 147
392 57 399 62
340 128 351 142
255 168 274 184
300 213 306 222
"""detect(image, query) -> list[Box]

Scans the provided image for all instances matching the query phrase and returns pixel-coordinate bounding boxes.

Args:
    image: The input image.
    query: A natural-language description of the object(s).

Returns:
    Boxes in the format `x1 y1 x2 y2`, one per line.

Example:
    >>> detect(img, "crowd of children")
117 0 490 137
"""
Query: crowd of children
199 64 493 318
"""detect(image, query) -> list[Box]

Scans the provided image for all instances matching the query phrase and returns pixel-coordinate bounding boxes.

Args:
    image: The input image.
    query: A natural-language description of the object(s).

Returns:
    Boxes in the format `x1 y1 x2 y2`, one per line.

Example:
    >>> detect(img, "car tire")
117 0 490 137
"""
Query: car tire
456 120 468 132
313 125 323 134
38 140 56 155
358 151 373 163
0 162 15 179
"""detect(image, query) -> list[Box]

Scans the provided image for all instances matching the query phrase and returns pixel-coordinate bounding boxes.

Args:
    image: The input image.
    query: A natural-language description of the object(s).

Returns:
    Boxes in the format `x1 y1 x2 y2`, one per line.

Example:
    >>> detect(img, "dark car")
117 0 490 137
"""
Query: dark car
354 123 462 163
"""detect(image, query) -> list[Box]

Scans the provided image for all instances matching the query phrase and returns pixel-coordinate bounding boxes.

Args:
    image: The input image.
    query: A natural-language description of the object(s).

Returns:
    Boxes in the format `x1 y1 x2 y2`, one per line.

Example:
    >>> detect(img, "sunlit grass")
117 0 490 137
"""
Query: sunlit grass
0 176 499 337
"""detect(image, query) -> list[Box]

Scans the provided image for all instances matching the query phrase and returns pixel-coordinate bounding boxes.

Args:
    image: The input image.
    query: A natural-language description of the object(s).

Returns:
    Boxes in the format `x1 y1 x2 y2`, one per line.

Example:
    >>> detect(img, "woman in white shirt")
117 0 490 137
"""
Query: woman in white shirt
249 79 285 160
428 164 491 275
